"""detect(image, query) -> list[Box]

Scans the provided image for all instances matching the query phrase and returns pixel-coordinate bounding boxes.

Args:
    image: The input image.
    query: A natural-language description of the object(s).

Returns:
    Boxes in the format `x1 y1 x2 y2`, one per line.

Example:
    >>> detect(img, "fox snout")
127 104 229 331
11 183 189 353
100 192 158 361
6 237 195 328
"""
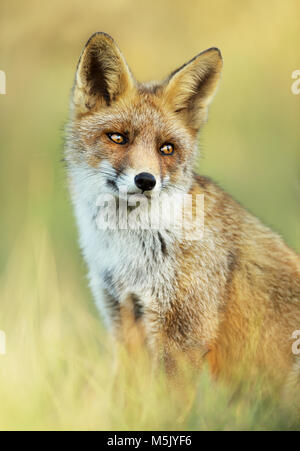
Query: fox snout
106 164 161 195
134 173 156 192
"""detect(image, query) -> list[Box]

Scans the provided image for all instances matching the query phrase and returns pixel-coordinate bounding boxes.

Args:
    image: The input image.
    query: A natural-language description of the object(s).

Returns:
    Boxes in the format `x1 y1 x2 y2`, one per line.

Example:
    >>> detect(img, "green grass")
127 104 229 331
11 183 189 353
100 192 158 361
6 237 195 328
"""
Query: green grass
0 227 298 431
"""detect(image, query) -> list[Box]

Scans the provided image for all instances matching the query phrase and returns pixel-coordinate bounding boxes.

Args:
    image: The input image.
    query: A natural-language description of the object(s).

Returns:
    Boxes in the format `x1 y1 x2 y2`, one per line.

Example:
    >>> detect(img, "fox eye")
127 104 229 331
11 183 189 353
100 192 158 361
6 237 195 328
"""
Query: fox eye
107 132 128 145
160 143 174 155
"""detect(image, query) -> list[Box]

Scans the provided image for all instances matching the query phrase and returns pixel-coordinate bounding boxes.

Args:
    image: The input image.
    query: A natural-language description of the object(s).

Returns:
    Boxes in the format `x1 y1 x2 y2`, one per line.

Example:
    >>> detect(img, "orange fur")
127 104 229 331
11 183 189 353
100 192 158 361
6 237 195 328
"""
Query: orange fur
66 33 300 399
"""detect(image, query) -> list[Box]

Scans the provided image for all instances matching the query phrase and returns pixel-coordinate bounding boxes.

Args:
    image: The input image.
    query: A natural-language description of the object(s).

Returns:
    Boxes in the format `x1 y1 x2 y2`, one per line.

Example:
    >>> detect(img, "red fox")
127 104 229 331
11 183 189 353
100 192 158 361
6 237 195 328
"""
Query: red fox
66 32 300 394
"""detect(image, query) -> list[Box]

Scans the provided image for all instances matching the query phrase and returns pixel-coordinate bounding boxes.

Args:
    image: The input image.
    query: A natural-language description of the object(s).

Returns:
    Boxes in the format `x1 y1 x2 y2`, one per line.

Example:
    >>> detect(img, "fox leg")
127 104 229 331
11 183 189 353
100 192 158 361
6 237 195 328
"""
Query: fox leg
143 302 213 377
89 271 121 330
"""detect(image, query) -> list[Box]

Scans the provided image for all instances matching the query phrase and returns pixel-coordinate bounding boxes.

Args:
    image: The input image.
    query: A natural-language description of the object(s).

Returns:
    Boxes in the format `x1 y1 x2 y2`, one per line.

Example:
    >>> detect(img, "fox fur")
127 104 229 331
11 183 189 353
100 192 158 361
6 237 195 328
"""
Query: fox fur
65 32 300 395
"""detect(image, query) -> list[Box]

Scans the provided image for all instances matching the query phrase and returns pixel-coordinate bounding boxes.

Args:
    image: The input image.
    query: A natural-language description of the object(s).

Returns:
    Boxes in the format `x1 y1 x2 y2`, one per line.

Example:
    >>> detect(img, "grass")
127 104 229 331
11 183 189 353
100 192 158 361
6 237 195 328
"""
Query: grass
0 226 299 431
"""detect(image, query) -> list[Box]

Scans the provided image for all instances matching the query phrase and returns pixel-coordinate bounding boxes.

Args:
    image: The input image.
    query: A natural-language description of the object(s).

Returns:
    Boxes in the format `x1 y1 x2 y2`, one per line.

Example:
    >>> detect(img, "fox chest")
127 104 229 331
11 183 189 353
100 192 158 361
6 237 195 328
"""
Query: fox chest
82 221 177 305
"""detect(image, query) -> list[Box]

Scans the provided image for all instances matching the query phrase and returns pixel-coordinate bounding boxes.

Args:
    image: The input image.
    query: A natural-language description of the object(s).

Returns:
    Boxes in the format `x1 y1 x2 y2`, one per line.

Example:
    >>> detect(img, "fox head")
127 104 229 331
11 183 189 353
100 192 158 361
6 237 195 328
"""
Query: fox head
66 32 222 197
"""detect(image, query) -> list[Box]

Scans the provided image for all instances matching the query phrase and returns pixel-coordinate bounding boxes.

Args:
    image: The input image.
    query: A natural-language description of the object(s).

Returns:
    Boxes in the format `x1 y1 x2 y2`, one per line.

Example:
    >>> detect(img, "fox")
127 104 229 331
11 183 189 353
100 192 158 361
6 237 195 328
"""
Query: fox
65 32 300 395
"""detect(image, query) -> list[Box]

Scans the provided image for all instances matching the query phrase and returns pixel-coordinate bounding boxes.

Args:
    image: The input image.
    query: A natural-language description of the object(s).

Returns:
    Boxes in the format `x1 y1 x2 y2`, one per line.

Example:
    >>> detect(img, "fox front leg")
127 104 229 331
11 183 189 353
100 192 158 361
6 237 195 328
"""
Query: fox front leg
145 302 214 376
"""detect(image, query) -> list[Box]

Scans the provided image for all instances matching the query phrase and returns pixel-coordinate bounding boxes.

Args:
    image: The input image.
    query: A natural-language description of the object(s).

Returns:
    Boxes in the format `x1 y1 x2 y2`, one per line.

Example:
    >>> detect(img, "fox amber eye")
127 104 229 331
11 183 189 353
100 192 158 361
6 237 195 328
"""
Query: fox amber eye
107 132 128 145
160 143 174 155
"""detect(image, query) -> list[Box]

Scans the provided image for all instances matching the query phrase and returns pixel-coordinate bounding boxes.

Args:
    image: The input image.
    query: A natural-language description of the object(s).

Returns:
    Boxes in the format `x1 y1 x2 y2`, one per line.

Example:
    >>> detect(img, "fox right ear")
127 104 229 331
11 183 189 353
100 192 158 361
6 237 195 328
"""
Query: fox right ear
72 32 135 115
163 47 223 130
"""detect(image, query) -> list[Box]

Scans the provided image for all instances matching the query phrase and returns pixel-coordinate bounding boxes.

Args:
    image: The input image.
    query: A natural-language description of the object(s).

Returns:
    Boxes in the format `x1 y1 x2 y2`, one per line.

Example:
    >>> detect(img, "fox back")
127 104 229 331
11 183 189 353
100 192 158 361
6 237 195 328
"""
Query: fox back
66 33 300 397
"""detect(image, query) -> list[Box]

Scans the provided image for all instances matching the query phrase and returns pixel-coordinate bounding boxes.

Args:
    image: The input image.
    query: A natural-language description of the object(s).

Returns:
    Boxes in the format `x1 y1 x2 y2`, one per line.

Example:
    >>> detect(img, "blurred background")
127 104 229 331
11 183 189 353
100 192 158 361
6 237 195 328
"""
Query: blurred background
0 0 299 430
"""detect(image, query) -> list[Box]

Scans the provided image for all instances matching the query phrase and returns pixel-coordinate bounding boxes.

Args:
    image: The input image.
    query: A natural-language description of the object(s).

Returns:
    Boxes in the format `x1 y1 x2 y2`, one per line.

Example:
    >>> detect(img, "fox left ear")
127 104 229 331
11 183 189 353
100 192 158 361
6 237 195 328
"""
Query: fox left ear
163 48 223 130
72 32 135 115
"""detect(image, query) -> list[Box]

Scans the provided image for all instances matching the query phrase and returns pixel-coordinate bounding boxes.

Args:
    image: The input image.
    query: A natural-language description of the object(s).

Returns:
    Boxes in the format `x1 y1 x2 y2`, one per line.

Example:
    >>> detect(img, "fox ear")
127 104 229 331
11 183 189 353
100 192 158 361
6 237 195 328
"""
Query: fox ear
163 48 222 130
72 32 135 115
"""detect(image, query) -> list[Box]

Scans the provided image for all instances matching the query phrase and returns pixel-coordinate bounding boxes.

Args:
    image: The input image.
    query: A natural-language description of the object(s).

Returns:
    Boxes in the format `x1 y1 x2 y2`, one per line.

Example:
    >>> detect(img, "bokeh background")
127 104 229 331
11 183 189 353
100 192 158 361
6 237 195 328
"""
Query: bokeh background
0 0 299 430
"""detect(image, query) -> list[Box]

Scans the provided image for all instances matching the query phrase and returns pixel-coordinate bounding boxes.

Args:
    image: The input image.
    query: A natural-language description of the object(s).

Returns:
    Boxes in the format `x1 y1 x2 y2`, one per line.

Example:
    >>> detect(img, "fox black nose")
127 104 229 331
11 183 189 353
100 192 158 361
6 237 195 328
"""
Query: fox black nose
134 172 156 191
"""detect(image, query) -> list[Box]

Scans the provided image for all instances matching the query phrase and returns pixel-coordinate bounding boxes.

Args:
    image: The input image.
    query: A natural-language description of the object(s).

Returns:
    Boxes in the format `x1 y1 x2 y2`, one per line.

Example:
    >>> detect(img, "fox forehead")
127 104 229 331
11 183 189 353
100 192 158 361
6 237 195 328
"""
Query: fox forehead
75 89 196 146
70 89 196 178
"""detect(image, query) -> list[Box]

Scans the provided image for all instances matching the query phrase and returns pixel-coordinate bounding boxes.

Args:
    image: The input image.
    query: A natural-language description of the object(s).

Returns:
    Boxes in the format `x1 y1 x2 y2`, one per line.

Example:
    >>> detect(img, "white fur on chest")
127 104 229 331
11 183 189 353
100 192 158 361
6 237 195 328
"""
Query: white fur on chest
69 164 178 323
